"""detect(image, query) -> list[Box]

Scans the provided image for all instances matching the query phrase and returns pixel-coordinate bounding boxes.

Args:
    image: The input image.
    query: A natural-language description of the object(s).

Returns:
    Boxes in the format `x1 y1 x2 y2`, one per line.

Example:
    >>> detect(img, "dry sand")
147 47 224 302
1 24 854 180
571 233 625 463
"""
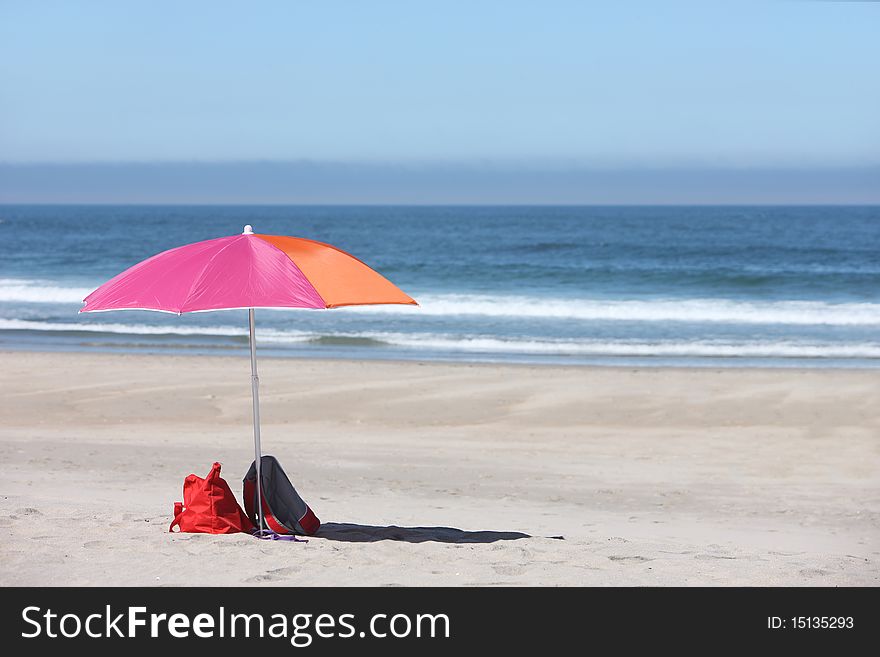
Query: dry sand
0 350 877 586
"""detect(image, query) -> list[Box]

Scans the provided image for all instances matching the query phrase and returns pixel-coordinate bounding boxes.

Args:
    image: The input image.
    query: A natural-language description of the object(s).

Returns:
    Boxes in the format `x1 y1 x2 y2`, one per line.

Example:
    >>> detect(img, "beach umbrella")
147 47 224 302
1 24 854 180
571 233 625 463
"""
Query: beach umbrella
81 225 416 536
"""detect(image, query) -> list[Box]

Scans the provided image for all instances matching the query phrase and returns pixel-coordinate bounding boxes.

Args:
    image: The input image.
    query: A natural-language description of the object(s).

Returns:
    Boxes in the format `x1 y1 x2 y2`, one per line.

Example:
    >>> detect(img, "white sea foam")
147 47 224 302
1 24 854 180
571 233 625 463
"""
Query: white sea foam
370 294 880 326
0 279 94 304
0 318 249 338
365 335 880 359
2 277 879 327
3 319 877 359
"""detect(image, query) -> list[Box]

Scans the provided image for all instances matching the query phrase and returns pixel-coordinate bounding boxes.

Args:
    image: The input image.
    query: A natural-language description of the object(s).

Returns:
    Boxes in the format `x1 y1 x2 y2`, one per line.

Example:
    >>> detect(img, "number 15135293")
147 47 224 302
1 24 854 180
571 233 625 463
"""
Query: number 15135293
768 617 854 630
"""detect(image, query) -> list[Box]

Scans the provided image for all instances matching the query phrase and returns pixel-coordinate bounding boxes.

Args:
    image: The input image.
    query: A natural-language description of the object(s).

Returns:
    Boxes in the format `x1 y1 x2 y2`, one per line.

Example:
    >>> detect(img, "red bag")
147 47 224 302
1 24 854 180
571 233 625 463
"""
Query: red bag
169 462 255 534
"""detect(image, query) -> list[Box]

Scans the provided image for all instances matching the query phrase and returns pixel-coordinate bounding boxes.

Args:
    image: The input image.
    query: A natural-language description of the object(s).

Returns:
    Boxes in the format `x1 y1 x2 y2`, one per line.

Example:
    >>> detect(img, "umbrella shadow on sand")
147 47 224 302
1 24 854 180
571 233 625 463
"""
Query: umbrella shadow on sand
316 522 531 544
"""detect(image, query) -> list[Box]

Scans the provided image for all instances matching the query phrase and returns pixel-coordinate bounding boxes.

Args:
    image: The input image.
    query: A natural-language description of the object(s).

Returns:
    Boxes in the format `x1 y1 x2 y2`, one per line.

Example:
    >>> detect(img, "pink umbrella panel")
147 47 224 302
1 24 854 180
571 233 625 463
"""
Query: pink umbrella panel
82 225 416 313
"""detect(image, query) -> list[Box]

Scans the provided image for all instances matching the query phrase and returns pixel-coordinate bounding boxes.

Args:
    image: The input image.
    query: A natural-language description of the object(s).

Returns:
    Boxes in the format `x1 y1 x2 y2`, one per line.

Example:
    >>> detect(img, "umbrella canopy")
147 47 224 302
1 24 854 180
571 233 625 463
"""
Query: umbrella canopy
80 225 416 538
82 225 415 313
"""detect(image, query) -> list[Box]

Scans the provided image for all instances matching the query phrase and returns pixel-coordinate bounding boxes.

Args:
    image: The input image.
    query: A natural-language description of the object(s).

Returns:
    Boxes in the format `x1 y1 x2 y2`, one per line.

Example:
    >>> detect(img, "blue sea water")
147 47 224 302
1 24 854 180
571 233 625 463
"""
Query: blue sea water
0 205 878 367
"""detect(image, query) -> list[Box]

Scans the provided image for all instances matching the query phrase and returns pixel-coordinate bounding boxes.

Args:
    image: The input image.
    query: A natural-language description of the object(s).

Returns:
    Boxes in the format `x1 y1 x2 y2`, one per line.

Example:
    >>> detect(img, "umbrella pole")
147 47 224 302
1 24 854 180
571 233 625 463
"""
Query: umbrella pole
249 307 266 534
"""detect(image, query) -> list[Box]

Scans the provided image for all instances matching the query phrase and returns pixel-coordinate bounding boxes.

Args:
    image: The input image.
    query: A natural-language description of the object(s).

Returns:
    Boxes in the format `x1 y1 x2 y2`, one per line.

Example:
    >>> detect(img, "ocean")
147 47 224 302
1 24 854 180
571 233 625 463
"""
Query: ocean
0 205 878 368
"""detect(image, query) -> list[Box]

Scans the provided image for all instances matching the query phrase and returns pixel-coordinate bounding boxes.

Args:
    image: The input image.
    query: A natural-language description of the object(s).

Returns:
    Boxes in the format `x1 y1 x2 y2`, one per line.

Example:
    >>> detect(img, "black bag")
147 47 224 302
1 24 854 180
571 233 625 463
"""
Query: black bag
243 455 321 535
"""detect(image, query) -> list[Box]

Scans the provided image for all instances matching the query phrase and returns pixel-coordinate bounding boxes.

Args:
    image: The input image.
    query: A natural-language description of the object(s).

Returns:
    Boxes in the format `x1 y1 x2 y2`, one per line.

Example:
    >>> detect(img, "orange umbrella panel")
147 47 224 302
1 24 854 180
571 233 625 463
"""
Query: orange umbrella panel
255 234 417 309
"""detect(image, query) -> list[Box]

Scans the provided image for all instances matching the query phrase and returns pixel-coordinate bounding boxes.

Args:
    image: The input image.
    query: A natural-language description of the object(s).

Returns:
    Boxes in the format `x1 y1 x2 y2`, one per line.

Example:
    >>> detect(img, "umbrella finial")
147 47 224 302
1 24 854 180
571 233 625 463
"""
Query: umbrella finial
243 225 254 235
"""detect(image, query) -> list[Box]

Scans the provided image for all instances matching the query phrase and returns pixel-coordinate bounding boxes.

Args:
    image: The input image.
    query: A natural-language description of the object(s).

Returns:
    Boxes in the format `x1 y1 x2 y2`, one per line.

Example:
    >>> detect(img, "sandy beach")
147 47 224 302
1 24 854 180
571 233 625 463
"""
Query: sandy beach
0 350 877 586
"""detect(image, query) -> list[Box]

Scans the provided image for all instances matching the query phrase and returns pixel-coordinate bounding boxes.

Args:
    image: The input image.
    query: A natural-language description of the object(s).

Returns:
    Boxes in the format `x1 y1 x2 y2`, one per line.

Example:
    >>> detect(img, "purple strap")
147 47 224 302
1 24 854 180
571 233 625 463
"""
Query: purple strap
252 528 307 542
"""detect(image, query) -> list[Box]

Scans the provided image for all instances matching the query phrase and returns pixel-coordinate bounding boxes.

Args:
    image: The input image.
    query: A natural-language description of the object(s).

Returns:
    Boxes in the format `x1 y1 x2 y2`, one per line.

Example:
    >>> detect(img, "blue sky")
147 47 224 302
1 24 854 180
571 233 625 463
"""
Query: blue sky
0 1 878 202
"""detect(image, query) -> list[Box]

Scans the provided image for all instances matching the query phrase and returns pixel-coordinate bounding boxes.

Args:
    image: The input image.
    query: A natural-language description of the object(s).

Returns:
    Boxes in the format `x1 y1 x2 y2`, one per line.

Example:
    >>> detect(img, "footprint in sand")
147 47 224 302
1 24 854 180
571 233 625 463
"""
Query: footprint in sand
245 566 301 583
16 507 42 516
492 564 525 576
606 537 630 544
799 568 831 577
694 553 737 561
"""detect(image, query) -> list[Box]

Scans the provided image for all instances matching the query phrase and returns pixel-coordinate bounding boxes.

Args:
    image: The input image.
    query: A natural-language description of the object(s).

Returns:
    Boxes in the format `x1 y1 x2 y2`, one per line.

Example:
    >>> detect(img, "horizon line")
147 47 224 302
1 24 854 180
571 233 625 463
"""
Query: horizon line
2 202 879 208
3 160 880 170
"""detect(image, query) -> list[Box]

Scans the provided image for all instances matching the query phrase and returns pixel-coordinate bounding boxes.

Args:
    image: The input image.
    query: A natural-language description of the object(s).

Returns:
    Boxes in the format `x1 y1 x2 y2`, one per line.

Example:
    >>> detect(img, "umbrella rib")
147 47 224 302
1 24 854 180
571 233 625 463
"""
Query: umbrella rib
178 235 245 313
254 235 328 308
